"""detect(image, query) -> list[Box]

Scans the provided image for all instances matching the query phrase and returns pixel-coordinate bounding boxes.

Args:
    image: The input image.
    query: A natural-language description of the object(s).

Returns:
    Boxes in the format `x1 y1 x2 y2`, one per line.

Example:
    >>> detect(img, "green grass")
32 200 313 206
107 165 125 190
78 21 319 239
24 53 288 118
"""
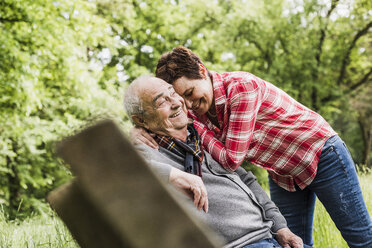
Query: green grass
0 211 78 248
0 173 371 248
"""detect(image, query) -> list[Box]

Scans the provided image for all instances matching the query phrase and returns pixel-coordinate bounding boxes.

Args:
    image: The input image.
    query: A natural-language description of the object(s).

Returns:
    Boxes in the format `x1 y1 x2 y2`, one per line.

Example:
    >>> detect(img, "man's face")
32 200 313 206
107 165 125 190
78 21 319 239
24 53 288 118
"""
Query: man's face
140 78 188 135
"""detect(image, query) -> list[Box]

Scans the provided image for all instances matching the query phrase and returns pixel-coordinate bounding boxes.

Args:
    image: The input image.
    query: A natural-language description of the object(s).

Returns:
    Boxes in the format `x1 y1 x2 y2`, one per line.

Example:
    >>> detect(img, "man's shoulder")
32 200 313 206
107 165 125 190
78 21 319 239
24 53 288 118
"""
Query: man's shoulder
135 144 157 153
135 144 180 165
135 144 161 158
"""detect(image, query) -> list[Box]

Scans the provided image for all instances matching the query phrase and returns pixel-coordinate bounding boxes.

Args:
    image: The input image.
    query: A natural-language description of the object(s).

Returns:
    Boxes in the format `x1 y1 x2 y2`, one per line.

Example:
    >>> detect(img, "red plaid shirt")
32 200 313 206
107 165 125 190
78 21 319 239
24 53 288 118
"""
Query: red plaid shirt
190 71 337 192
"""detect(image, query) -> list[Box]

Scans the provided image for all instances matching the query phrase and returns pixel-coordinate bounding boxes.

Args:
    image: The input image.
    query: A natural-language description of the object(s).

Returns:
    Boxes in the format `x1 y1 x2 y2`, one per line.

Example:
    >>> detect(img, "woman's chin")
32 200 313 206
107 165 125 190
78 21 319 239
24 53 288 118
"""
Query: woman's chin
194 108 207 116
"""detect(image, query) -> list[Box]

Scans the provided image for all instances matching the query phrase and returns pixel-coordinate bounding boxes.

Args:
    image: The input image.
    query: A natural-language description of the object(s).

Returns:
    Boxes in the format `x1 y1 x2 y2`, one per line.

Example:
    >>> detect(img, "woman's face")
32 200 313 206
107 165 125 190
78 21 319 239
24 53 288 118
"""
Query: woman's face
172 75 214 116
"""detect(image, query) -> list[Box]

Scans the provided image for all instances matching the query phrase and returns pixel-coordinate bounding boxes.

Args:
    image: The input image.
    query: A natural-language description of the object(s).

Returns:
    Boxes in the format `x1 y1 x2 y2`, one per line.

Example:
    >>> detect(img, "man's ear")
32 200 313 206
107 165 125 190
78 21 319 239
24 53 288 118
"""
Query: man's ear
131 115 146 128
199 64 208 80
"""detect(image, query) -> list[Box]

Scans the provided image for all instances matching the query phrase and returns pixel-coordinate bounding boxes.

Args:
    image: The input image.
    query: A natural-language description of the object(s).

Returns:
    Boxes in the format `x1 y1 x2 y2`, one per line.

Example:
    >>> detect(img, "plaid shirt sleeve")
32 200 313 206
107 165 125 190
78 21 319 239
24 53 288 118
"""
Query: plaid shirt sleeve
196 80 263 171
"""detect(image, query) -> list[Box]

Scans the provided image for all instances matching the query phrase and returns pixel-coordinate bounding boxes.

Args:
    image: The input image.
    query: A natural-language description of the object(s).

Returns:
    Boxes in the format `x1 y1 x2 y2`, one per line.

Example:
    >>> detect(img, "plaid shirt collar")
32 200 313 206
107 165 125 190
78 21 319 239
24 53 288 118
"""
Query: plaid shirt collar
154 124 204 176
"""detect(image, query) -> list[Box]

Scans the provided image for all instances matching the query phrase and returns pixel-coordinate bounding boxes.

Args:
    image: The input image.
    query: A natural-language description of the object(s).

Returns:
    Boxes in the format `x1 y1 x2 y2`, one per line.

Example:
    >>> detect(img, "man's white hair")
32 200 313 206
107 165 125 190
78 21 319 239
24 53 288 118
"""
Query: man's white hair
123 75 154 123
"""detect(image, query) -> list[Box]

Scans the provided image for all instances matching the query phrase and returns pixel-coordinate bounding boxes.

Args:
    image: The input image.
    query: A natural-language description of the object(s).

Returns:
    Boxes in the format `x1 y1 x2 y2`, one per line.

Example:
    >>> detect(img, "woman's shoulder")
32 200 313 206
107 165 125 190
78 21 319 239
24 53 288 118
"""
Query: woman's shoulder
220 71 259 81
222 71 265 94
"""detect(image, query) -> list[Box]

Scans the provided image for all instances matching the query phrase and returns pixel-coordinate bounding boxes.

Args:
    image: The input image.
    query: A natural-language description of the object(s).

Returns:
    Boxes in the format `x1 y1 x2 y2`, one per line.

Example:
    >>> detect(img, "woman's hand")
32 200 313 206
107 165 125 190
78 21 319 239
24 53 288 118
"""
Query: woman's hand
130 126 159 149
275 228 304 248
169 168 208 213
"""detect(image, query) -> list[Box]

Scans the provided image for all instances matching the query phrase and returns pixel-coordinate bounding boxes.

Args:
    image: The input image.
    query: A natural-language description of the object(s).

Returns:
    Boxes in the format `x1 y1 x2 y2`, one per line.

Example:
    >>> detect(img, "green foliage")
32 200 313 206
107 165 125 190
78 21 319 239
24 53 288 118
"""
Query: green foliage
0 0 126 218
242 161 269 189
1 0 371 218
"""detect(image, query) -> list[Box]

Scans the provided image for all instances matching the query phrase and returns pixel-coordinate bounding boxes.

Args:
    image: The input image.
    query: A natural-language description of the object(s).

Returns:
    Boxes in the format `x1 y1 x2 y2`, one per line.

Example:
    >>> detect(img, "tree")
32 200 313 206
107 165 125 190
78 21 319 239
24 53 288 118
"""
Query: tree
351 86 372 167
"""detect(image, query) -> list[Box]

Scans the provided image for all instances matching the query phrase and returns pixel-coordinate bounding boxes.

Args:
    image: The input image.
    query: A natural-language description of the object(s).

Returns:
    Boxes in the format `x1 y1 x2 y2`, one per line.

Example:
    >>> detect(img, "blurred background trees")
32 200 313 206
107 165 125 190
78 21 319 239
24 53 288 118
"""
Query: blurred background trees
1 0 371 219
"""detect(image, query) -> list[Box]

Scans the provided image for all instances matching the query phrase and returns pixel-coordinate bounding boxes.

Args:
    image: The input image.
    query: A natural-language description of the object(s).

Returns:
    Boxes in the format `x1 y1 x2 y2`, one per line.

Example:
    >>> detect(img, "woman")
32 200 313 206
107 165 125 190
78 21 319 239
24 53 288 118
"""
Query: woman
134 46 372 248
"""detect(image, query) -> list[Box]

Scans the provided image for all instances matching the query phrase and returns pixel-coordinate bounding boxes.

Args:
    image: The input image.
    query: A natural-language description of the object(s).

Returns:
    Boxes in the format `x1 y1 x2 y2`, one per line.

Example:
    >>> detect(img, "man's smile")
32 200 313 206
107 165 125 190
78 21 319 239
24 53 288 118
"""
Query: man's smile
170 109 182 118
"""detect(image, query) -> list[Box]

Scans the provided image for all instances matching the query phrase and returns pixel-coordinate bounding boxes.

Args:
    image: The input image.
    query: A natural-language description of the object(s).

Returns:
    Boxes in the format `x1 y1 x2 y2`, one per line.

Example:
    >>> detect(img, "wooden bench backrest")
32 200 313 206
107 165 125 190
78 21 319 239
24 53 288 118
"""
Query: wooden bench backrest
48 120 223 248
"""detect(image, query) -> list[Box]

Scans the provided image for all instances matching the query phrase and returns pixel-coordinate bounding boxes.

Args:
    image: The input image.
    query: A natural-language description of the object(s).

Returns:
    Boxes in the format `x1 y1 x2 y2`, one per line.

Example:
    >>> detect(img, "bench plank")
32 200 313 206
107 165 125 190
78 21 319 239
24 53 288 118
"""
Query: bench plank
47 180 130 248
54 120 222 248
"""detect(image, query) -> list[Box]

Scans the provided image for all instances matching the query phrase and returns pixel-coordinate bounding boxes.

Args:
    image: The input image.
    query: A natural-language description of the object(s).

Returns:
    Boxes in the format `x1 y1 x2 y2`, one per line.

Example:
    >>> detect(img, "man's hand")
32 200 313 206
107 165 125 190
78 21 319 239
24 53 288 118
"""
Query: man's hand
169 168 208 213
130 126 159 149
275 228 304 248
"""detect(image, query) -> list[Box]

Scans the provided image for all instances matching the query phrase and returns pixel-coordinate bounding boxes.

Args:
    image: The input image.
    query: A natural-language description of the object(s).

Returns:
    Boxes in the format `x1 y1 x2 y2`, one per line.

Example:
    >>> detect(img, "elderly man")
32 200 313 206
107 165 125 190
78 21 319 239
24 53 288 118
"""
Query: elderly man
124 75 305 248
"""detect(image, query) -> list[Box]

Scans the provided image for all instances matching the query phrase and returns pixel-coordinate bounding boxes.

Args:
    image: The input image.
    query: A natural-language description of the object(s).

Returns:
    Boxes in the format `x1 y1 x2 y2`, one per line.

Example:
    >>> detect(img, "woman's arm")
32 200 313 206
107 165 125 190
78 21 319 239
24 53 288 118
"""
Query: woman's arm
130 126 159 149
136 145 208 212
195 81 262 171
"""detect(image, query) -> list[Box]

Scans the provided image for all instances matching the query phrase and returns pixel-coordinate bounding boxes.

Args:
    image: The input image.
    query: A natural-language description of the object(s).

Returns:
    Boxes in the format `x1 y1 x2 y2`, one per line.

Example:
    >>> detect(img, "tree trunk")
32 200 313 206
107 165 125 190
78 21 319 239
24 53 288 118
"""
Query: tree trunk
358 117 372 167
6 140 21 219
364 129 372 167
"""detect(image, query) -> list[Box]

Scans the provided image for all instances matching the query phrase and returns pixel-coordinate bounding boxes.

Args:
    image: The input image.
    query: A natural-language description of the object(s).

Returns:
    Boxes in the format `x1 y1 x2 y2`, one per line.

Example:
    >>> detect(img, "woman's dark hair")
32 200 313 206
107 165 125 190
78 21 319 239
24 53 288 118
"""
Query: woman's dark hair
155 46 205 84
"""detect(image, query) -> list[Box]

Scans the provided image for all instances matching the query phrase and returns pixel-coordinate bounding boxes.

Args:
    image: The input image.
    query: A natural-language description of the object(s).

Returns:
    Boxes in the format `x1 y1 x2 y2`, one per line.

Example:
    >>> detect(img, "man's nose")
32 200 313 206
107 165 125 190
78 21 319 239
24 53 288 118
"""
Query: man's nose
170 97 182 108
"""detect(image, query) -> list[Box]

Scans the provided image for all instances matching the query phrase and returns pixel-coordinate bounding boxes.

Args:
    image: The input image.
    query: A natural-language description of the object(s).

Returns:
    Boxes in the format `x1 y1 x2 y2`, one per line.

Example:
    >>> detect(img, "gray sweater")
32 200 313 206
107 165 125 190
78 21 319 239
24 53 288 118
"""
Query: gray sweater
136 144 287 248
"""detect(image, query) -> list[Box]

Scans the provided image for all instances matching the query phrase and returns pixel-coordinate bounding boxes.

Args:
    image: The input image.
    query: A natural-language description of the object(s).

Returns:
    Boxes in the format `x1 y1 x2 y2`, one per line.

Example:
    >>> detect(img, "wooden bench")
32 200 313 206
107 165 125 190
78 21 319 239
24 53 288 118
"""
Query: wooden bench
47 120 223 248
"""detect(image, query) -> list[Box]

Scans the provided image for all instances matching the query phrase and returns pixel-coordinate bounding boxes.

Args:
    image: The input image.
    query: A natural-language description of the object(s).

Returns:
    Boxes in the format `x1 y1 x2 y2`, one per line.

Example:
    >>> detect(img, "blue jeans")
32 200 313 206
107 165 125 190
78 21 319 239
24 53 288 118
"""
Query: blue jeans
269 135 372 248
243 239 310 248
242 238 314 248
242 238 283 248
